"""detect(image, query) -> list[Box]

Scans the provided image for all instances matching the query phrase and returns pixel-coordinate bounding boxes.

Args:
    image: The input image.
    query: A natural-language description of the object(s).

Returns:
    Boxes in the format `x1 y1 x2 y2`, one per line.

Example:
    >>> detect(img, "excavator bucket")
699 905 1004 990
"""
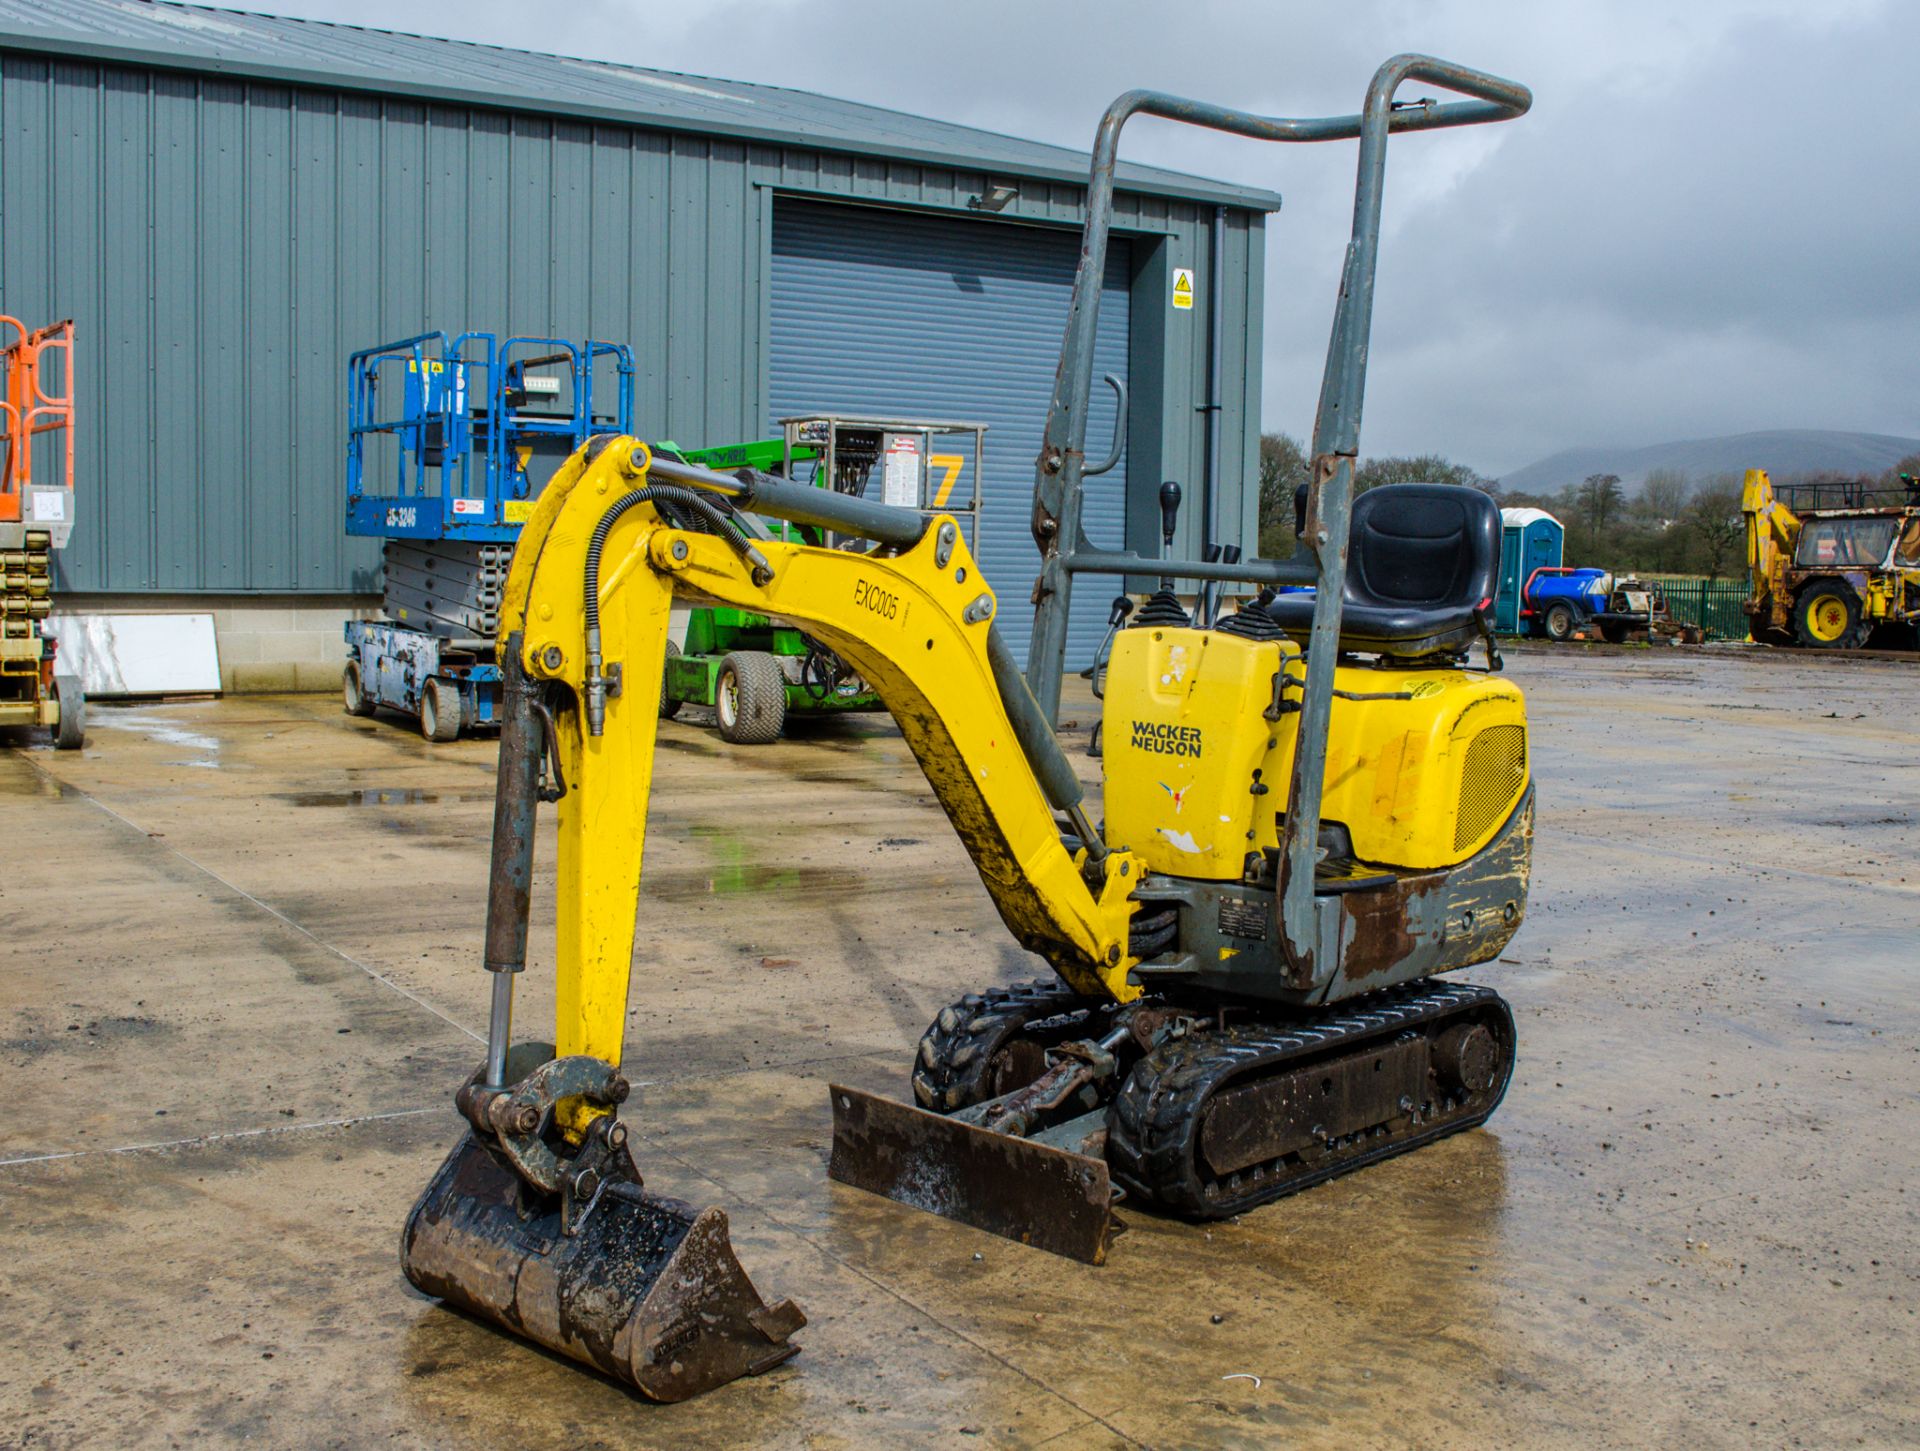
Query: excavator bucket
827 1084 1118 1265
402 1130 805 1403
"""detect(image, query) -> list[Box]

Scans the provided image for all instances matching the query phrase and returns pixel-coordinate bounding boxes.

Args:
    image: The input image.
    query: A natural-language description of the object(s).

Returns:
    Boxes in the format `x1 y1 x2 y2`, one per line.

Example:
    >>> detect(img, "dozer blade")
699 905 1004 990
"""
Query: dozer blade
402 1133 805 1402
827 1084 1116 1265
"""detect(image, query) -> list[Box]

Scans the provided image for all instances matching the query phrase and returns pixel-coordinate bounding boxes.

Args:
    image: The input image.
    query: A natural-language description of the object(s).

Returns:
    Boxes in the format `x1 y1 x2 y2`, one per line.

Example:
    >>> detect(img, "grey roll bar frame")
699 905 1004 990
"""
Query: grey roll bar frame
1023 55 1530 981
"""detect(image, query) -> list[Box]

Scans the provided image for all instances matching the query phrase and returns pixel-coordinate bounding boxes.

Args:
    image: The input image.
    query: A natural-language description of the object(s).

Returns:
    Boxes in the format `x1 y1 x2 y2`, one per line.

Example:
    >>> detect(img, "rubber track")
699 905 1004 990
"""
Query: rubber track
1106 982 1514 1220
910 979 1092 1112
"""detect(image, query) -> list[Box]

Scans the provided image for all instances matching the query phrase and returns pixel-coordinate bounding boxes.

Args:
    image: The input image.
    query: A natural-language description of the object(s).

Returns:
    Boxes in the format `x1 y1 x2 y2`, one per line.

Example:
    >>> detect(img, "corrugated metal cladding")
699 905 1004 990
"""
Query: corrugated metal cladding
0 15 1271 598
770 201 1130 664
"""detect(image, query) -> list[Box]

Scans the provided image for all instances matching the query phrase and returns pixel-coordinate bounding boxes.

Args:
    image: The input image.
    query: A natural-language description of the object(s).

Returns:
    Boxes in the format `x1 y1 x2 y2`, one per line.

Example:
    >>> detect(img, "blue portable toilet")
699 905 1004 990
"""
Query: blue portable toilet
1496 507 1564 634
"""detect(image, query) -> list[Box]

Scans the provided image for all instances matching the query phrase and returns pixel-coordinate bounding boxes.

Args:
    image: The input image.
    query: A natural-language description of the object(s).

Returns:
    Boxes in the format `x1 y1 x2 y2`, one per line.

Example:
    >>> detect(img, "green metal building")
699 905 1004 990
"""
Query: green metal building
0 0 1277 682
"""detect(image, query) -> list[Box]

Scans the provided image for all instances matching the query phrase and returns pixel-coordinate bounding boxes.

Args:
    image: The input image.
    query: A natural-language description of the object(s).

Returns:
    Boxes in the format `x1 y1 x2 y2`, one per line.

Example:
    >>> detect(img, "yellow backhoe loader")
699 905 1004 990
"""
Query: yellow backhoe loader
399 55 1535 1402
1743 467 1920 648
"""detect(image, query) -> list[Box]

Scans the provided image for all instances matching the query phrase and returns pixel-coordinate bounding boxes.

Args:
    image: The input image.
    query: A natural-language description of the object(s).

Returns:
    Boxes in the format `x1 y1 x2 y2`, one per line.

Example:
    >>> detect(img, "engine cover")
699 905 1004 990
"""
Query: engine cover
1101 625 1529 878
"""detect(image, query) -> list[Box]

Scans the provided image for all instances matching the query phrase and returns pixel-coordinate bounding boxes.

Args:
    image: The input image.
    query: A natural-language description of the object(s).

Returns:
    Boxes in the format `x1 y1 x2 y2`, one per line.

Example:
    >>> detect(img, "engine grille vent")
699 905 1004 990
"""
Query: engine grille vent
1454 724 1526 851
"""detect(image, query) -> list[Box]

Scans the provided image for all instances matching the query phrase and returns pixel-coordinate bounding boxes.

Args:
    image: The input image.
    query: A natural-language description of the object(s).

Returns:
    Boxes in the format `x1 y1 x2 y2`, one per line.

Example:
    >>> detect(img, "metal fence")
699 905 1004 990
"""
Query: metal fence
1644 574 1749 640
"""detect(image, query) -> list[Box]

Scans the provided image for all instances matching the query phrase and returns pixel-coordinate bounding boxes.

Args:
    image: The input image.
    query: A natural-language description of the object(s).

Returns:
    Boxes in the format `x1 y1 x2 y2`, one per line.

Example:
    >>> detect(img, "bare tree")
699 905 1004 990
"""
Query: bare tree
1356 454 1492 493
1258 432 1310 555
1637 468 1690 524
1569 474 1624 562
1256 434 1492 557
1576 474 1625 535
1687 486 1743 580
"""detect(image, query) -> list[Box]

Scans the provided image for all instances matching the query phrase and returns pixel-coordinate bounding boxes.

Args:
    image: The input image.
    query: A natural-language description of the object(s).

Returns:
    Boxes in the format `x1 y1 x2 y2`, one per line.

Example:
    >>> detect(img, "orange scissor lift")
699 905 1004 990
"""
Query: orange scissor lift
0 317 83 749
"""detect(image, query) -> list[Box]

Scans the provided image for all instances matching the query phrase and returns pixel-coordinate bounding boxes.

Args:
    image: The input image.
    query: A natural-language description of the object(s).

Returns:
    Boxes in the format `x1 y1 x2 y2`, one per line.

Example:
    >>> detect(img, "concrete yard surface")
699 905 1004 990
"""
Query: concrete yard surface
1 647 1915 1449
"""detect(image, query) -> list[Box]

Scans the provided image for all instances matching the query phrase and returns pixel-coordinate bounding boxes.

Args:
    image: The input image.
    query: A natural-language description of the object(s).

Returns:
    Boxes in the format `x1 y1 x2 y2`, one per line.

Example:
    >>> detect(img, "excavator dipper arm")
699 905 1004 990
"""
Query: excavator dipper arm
500 439 1142 1079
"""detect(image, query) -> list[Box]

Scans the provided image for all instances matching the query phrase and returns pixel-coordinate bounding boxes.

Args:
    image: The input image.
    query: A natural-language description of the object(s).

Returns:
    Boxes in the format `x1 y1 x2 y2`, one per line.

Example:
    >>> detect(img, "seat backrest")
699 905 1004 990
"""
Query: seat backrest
1346 483 1499 611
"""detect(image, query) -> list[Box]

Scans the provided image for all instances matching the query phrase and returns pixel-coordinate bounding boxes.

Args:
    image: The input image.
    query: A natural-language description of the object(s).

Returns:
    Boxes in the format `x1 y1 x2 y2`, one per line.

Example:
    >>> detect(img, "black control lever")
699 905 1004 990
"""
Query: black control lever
1158 481 1182 588
1198 542 1225 626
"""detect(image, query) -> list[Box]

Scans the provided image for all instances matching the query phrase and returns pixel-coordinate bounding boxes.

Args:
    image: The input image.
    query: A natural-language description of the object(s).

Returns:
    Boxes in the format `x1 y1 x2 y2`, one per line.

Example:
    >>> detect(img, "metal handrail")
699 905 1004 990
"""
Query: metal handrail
0 318 75 506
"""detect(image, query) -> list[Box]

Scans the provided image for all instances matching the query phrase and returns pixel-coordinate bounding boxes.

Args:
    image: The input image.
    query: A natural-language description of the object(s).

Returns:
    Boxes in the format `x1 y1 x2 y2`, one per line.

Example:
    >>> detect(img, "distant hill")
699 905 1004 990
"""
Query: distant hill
1500 429 1920 496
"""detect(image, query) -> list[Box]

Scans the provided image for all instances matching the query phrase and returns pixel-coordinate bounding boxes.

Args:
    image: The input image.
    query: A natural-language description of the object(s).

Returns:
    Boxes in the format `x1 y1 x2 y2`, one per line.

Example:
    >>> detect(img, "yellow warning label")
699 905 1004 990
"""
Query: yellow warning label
1172 267 1195 311
503 500 535 524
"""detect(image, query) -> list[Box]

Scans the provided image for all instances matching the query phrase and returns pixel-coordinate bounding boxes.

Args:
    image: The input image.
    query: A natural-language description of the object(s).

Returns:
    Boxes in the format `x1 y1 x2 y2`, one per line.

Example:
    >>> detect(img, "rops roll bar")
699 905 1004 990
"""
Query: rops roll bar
1022 55 1530 983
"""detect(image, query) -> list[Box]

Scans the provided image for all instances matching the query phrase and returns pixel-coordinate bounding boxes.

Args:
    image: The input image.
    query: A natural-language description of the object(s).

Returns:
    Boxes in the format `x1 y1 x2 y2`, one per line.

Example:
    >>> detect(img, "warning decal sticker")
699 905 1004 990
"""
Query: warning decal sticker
1172 267 1195 311
882 435 921 509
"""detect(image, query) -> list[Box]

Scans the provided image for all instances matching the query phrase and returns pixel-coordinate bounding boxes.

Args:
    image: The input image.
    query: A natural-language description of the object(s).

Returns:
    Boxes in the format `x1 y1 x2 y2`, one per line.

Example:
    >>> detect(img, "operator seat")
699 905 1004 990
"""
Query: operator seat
1265 483 1500 658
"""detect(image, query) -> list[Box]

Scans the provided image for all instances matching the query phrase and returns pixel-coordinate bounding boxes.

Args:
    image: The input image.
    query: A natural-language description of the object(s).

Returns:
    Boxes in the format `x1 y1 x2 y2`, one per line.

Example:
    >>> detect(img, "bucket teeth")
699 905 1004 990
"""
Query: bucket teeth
402 1132 804 1401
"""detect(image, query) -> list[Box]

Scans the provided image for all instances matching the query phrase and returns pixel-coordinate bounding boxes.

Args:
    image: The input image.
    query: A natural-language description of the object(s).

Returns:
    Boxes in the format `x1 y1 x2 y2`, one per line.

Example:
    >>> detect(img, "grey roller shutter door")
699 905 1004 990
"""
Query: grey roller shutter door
769 199 1130 670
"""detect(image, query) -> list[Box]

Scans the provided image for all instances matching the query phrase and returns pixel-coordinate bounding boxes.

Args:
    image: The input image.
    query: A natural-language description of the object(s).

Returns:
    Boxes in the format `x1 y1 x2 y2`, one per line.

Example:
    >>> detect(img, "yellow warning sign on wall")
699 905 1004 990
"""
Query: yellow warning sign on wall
1172 267 1195 311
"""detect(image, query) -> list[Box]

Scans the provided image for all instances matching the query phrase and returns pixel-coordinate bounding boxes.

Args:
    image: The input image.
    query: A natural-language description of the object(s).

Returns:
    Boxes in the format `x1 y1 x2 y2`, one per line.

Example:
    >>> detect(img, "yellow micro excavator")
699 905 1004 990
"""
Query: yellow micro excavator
400 55 1535 1402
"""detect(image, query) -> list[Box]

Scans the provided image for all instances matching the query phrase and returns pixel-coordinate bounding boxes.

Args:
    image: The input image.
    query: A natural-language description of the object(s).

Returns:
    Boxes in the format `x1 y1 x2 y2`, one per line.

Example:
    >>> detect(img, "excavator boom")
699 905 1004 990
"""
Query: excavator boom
503 441 1143 1052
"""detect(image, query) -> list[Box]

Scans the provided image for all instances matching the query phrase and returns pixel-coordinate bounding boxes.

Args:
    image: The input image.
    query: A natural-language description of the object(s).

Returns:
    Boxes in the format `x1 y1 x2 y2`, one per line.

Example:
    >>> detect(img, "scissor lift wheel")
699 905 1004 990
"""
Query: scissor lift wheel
420 677 464 742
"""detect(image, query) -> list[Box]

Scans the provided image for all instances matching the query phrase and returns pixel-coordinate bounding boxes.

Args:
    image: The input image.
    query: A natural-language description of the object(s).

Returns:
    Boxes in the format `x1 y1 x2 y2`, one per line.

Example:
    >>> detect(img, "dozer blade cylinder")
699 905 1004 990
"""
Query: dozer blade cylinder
827 1084 1115 1264
402 1133 805 1402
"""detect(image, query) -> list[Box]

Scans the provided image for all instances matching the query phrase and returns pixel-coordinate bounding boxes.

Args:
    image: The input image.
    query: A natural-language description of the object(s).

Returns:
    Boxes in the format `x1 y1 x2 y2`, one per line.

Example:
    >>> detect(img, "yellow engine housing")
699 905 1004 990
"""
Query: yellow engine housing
1101 626 1529 880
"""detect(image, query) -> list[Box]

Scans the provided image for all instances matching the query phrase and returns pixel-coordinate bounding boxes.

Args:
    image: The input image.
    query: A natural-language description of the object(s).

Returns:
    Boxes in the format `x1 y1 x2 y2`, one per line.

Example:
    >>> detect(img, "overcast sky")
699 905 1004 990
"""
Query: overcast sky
267 0 1918 476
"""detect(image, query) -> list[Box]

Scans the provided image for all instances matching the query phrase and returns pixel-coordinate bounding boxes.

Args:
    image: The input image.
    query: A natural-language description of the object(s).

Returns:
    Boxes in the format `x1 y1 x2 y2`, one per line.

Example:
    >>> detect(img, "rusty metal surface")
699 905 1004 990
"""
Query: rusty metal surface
401 1132 803 1402
827 1084 1115 1264
1332 789 1533 1001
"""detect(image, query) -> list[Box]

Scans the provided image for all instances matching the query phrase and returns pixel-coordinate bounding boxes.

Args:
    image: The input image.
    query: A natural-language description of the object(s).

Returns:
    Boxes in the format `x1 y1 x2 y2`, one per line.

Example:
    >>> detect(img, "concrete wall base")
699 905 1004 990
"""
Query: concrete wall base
55 595 381 694
53 597 694 695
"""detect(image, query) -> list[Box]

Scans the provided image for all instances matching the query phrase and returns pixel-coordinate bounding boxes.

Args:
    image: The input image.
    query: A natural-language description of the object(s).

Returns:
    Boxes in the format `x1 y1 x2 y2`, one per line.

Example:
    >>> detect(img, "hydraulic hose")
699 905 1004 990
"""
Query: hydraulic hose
581 485 772 735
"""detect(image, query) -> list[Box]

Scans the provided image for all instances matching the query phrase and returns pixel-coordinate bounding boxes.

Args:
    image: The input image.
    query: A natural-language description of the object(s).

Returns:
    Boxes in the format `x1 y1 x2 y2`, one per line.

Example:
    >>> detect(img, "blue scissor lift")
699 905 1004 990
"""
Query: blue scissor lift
342 331 634 739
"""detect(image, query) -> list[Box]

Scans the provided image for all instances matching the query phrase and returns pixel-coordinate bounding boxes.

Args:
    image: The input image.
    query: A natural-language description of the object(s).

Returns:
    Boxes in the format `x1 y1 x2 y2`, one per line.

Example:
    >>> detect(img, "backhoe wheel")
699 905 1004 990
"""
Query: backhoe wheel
715 651 785 744
1793 581 1866 649
911 980 1101 1113
52 676 86 751
343 661 376 716
659 639 683 719
1543 603 1576 641
419 678 463 742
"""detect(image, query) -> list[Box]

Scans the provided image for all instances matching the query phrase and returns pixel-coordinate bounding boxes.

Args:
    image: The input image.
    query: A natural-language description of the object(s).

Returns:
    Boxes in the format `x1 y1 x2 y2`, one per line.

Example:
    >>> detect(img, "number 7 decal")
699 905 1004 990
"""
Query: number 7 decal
930 454 965 507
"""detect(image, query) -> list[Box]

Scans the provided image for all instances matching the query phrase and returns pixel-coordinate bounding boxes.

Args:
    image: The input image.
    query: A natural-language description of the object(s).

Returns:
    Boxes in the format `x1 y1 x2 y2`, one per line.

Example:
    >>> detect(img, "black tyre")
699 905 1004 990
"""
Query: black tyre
659 639 683 719
1793 581 1867 649
52 676 85 751
343 661 376 716
420 677 463 742
714 651 785 744
1543 603 1576 641
1599 621 1628 644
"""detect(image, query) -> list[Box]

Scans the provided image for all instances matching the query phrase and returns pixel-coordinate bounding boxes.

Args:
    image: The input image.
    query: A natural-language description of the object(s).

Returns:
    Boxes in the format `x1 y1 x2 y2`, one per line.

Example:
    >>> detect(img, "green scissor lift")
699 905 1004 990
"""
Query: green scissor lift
654 433 879 744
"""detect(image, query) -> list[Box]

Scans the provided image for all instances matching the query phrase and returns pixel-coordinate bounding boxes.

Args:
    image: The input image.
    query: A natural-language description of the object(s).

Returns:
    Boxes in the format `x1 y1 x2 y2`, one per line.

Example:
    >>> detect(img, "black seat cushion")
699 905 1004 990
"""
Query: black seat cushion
1265 483 1499 656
